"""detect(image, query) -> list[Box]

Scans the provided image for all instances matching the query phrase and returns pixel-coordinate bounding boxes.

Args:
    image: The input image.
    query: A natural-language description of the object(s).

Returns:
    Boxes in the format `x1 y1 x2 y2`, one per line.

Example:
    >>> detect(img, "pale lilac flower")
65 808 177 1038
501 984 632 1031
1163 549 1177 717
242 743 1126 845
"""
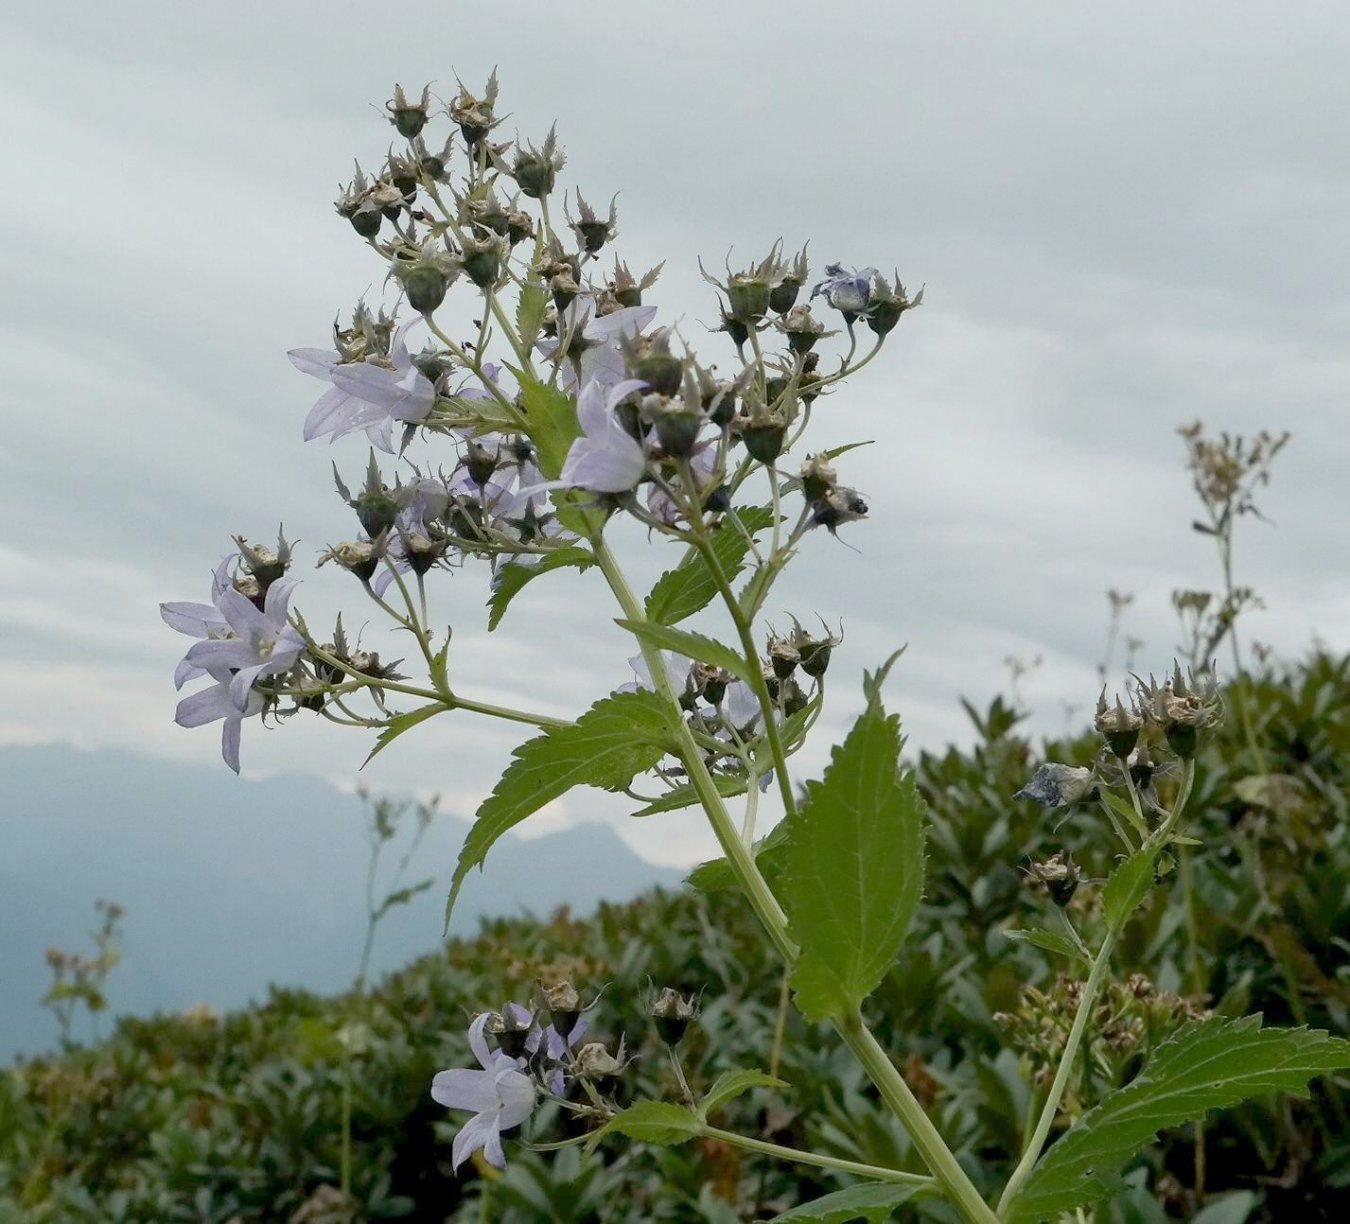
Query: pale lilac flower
160 555 236 689
647 441 717 525
621 650 692 695
721 679 763 733
174 679 265 774
290 320 435 453
538 296 656 389
553 377 649 493
810 263 879 317
181 577 306 713
431 1012 537 1172
371 476 450 597
1015 763 1096 808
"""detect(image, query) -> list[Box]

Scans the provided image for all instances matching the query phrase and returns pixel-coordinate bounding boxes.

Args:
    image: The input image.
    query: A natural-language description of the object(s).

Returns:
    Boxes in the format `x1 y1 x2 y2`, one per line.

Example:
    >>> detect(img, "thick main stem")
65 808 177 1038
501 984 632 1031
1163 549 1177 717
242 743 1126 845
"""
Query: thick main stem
842 1013 999 1223
589 531 996 1222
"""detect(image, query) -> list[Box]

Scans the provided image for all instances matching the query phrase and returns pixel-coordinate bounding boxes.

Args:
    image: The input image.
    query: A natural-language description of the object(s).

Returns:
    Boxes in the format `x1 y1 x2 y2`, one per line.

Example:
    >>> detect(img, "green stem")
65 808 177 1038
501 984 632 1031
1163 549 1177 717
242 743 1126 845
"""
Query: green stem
841 1012 999 1222
590 533 795 960
997 930 1118 1216
592 531 997 1220
700 1123 933 1189
686 519 798 820
999 760 1198 1218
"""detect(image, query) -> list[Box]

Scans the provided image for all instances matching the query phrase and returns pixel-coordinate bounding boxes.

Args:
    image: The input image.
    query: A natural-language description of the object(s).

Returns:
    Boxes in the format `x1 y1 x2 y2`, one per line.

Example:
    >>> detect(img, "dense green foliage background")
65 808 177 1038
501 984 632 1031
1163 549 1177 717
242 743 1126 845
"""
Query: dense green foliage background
3 657 1348 1222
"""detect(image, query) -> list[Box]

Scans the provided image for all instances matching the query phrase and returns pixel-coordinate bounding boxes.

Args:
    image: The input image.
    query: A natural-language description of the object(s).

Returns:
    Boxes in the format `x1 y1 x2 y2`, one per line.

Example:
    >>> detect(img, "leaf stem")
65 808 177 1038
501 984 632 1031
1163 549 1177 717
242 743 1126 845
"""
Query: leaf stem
700 1123 934 1189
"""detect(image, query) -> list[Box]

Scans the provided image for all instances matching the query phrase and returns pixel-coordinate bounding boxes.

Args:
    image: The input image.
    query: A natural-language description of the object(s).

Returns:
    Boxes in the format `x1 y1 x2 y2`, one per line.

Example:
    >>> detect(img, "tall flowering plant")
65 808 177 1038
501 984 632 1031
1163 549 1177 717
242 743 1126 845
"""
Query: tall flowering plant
161 74 1350 1221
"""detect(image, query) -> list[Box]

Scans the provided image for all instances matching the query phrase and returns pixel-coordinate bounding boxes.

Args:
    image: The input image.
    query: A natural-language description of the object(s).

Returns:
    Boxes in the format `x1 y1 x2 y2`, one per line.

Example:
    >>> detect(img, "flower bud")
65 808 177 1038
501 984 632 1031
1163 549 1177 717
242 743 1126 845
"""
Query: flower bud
799 454 837 502
450 72 499 149
543 980 581 1038
627 334 685 398
567 191 618 255
385 84 432 139
646 399 703 459
778 304 828 355
233 527 292 591
650 987 699 1047
464 441 498 488
486 1005 533 1059
1095 689 1142 759
866 272 923 337
461 231 508 290
574 1040 626 1087
790 617 842 680
726 276 771 325
317 540 379 583
769 245 810 315
742 418 787 464
514 125 566 199
1024 852 1083 908
767 631 800 679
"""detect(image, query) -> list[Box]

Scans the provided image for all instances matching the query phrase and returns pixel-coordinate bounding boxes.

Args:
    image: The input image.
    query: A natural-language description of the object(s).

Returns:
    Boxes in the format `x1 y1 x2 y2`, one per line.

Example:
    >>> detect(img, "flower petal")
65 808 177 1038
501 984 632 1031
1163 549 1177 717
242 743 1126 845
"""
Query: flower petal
450 1109 497 1172
220 714 243 774
431 1067 499 1114
287 347 339 378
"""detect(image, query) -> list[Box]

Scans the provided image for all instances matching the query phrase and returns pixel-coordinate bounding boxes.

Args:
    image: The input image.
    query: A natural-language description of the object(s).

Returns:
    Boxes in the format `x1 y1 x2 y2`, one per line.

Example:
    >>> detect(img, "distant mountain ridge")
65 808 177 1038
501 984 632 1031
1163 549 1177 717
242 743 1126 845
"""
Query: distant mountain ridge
0 744 682 1064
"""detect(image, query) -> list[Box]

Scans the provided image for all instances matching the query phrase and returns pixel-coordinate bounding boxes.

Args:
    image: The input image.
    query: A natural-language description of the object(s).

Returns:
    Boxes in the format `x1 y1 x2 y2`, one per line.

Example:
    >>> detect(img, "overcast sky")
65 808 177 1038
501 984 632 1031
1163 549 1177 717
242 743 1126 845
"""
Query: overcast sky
3 2 1348 868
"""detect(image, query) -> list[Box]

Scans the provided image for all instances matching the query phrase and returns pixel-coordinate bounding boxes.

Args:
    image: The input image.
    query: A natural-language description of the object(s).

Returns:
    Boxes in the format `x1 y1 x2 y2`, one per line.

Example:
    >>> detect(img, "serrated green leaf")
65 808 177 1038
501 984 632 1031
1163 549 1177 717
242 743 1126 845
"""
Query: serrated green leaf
1003 927 1090 965
1008 1015 1350 1222
437 394 521 432
516 282 549 352
592 1100 702 1147
1102 789 1149 837
738 547 794 620
699 1069 786 1119
645 507 774 625
361 703 446 768
778 678 926 1022
632 774 748 818
445 690 676 929
1102 850 1155 929
520 376 580 480
768 1182 925 1222
487 546 594 631
615 620 755 684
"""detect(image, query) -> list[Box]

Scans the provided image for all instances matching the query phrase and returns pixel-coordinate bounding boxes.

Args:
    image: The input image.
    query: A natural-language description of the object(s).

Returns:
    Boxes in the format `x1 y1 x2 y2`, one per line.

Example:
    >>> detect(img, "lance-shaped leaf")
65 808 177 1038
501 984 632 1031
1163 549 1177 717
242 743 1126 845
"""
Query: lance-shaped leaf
516 280 549 352
778 661 926 1021
444 689 676 929
1008 1015 1350 1222
590 1100 702 1147
645 506 774 625
699 1069 786 1119
519 376 580 479
615 620 756 684
1003 927 1090 966
1102 848 1155 929
769 1182 927 1222
631 774 748 818
487 545 594 631
361 703 446 769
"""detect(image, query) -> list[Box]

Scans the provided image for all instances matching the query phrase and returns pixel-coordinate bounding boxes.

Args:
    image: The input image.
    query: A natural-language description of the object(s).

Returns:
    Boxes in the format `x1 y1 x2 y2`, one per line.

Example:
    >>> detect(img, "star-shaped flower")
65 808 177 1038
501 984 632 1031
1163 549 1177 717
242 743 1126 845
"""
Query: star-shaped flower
289 320 435 453
431 1012 537 1172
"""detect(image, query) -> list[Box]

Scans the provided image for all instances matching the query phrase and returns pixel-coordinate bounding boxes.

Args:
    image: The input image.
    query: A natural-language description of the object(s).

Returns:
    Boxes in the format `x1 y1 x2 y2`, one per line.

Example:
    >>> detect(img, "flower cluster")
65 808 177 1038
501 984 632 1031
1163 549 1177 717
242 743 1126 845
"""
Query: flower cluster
161 535 306 772
431 985 638 1171
162 72 917 774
